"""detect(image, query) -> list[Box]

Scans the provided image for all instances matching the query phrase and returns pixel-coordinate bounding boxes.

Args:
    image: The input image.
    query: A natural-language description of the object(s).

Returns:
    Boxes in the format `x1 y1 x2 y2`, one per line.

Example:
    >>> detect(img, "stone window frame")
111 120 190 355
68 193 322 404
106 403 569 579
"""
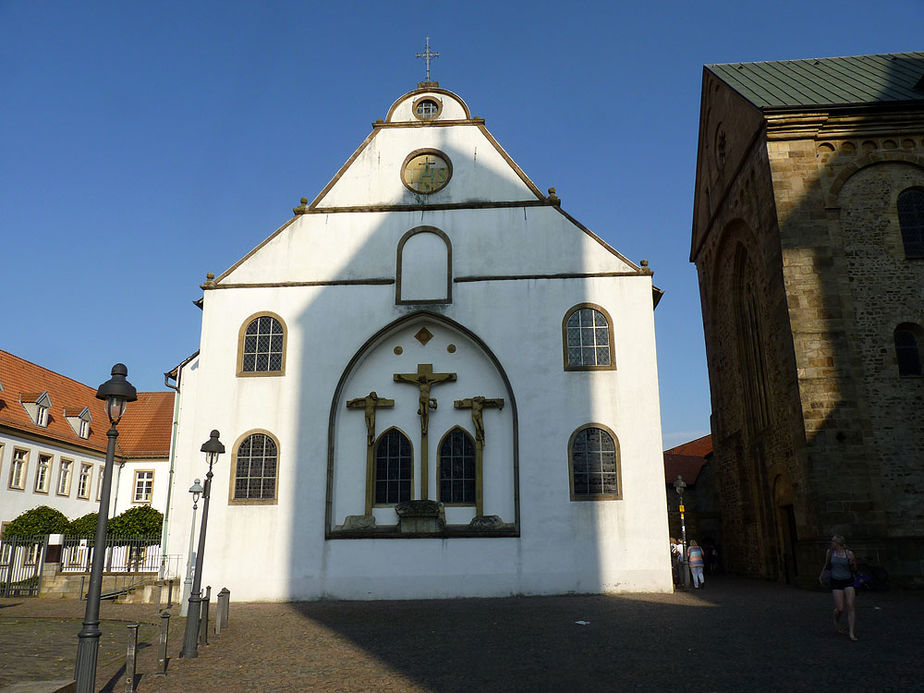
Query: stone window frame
77 462 93 500
372 427 414 507
236 312 287 377
437 426 476 507
894 322 923 377
229 430 280 505
562 303 617 371
897 187 924 259
57 458 73 497
567 423 622 501
34 453 52 494
132 469 154 504
9 447 29 491
96 466 104 501
395 226 453 305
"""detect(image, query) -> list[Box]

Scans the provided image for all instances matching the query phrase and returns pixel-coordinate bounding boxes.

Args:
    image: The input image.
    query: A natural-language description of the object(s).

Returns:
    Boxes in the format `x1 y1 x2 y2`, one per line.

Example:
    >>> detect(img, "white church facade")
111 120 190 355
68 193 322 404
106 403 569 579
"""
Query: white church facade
164 82 673 600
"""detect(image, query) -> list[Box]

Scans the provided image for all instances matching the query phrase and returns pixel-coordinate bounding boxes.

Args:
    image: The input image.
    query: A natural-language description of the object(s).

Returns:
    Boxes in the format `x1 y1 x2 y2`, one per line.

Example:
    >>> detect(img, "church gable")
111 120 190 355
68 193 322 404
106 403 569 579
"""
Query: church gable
310 87 543 210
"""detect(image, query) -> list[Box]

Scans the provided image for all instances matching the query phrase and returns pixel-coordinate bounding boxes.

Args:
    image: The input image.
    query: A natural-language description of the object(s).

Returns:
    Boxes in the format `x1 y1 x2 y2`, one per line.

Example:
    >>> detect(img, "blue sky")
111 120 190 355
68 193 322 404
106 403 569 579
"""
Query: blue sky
2 1 920 449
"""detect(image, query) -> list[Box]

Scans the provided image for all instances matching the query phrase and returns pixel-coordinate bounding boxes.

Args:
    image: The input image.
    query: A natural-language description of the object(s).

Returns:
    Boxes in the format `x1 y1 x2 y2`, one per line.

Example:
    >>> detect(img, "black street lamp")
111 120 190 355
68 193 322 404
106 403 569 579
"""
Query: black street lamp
181 430 224 658
75 364 137 693
673 475 691 589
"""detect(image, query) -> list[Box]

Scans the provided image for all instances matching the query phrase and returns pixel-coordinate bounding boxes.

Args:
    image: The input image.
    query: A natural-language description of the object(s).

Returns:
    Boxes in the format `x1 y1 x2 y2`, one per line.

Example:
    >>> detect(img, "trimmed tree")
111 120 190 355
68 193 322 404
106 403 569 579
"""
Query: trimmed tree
68 512 100 537
2 506 70 538
108 505 163 542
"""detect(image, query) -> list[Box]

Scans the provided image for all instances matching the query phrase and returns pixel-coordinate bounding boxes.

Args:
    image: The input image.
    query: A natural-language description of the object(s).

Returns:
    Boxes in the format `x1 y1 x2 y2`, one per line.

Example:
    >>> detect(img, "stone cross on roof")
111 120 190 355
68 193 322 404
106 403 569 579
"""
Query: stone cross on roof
416 37 439 83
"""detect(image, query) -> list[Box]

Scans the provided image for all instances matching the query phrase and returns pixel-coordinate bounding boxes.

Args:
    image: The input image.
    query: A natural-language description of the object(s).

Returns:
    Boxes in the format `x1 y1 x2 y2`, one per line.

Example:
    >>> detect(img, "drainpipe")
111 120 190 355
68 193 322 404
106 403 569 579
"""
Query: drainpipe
159 370 182 580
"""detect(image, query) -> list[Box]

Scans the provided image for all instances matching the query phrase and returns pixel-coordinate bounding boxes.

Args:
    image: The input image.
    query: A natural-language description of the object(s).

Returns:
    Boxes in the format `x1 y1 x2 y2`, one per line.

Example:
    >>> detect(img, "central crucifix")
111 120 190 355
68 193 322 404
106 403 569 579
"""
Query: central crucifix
394 363 456 500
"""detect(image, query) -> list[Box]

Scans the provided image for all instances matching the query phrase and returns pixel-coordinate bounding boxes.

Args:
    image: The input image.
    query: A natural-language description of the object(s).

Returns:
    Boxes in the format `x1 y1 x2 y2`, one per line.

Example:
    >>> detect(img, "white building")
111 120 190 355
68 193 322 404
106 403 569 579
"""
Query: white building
165 82 672 600
0 350 175 535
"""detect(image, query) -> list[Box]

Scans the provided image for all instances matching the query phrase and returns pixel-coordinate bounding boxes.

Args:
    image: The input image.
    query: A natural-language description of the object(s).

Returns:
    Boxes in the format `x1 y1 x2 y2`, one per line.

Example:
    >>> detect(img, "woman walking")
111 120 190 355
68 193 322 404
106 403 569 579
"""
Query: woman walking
688 540 705 589
820 535 858 641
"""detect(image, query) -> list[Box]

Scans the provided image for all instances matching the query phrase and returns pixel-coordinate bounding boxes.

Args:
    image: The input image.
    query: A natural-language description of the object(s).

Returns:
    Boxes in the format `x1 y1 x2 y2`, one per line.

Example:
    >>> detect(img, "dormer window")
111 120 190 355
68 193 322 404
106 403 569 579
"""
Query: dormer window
21 391 52 428
65 407 93 439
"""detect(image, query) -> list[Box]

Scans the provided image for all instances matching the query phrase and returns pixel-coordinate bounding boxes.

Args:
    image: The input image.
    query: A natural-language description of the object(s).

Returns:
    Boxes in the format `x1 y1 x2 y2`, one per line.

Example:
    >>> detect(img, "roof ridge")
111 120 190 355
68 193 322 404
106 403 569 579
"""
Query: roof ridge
707 51 924 68
0 349 99 393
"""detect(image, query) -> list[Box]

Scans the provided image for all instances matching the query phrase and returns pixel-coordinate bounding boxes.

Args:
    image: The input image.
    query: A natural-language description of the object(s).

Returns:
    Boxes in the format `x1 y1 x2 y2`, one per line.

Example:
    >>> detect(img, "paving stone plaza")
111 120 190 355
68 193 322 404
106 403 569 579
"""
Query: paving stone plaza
1 577 922 692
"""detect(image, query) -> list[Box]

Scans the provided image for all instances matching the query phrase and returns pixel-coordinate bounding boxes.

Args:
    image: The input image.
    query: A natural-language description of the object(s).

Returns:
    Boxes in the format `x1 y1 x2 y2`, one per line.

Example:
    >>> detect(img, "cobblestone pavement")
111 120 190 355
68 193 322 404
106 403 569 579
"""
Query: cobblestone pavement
2 577 922 692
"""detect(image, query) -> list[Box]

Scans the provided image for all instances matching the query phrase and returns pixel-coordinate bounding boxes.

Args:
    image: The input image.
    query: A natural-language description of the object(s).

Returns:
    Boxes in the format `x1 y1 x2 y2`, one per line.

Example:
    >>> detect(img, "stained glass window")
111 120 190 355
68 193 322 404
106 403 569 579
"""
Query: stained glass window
241 316 284 373
234 433 278 500
570 426 619 498
439 428 475 504
565 307 613 368
375 429 412 504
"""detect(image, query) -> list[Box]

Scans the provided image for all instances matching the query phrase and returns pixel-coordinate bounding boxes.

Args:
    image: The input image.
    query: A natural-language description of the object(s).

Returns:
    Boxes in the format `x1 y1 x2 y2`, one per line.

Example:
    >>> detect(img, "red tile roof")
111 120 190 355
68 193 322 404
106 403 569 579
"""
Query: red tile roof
663 434 712 484
0 350 173 459
117 392 175 457
664 434 712 457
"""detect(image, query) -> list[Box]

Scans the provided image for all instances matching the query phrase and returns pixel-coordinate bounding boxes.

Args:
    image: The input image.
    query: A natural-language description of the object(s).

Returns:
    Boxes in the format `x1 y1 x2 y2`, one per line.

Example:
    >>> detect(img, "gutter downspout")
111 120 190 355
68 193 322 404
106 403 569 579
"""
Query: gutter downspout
159 370 182 580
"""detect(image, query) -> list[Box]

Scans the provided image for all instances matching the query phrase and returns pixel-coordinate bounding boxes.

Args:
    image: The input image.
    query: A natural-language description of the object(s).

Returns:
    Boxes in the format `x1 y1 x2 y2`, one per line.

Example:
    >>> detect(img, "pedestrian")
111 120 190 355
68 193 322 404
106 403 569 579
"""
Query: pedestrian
819 534 858 641
669 538 681 585
688 540 705 589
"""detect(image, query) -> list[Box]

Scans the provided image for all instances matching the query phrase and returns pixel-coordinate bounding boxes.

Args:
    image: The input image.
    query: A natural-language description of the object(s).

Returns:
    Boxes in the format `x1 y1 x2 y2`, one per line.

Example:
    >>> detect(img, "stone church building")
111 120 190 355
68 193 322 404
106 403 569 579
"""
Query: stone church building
692 53 924 586
164 81 672 600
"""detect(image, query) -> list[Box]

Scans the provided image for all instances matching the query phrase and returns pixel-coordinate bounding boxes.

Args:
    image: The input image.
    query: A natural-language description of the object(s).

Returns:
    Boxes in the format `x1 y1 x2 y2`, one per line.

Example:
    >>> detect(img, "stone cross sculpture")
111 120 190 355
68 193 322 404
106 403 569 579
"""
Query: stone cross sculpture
454 395 504 517
454 396 504 445
346 391 395 446
346 391 394 515
393 364 457 436
394 363 457 500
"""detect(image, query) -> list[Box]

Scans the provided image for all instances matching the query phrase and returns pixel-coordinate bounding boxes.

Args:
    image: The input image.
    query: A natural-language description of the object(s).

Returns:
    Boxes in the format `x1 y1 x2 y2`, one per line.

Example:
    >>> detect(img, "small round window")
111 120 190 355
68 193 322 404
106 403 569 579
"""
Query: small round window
413 97 441 121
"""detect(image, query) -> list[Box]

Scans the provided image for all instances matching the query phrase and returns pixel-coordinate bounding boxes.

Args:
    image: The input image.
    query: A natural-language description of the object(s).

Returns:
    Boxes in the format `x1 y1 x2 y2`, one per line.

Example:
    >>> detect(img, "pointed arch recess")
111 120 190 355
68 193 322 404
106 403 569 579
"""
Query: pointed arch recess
326 310 519 538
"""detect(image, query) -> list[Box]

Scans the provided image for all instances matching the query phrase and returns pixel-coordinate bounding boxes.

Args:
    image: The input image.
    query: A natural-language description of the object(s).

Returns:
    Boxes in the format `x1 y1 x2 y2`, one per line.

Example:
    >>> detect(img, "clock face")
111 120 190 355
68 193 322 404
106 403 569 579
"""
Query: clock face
402 150 452 194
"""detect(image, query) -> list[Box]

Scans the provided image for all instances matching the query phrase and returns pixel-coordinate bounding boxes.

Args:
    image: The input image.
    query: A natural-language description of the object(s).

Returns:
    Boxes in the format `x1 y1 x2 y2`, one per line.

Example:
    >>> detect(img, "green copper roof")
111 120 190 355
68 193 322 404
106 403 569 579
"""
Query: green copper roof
707 52 924 109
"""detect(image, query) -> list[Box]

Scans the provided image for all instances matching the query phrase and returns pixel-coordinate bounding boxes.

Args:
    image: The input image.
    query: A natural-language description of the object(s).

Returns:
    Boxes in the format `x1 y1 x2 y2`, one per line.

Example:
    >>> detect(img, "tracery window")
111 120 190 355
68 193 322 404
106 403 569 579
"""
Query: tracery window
563 304 615 370
438 427 475 505
569 425 621 500
232 433 278 502
238 314 286 375
898 188 924 258
895 323 923 376
374 429 412 505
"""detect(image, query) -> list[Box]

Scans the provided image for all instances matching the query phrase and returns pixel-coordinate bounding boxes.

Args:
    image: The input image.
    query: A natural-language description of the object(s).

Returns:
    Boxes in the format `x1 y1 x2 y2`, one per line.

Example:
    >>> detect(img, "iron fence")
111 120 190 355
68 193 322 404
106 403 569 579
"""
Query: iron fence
0 534 47 597
61 534 162 573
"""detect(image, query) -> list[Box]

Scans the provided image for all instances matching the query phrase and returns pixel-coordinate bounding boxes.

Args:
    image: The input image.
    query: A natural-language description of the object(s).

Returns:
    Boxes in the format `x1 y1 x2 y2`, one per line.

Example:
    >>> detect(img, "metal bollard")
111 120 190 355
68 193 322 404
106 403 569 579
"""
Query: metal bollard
215 587 230 635
199 585 210 646
156 610 170 676
125 623 140 692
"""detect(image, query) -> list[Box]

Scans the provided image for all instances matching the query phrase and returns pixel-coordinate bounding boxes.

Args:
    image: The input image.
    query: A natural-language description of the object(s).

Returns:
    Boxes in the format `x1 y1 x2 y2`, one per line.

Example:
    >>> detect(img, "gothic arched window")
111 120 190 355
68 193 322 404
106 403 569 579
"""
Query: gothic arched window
897 188 924 259
563 304 615 370
232 432 279 503
438 427 476 505
569 424 621 500
895 323 923 376
238 313 286 375
374 429 413 504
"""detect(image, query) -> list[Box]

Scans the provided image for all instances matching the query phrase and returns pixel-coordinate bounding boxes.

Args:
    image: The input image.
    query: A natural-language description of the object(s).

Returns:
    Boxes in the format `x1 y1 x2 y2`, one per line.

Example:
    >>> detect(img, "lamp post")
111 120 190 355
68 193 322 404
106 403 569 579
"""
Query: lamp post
180 479 203 617
181 430 224 658
673 475 691 589
75 364 137 693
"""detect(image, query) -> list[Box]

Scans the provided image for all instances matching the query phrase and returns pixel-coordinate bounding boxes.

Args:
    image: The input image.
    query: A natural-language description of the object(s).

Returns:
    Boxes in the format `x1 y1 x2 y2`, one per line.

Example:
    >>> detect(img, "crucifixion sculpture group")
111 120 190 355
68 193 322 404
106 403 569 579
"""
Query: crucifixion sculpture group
346 362 503 516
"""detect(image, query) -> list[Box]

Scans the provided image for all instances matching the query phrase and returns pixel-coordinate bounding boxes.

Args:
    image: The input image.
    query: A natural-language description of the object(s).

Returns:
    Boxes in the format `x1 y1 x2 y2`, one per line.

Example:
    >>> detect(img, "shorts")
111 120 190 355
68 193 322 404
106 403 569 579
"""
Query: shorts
830 577 854 591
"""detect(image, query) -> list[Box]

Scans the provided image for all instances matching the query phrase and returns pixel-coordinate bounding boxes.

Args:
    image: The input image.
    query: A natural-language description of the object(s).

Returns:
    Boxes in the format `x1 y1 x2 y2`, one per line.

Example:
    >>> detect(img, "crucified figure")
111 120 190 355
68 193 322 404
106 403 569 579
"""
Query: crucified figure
394 364 456 435
346 391 394 446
